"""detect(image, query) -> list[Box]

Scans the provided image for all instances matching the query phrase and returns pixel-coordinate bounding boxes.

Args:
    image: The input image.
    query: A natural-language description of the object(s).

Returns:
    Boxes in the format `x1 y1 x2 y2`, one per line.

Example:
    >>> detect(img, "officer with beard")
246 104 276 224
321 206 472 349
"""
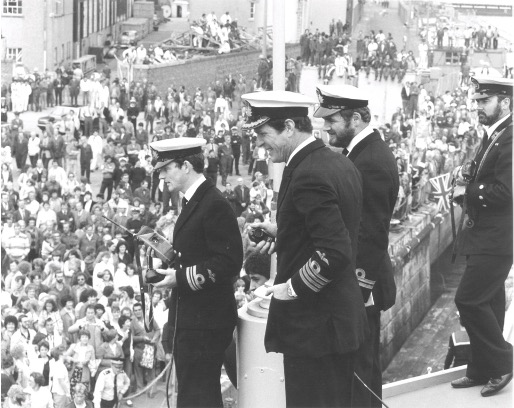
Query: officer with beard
451 77 513 397
314 84 399 407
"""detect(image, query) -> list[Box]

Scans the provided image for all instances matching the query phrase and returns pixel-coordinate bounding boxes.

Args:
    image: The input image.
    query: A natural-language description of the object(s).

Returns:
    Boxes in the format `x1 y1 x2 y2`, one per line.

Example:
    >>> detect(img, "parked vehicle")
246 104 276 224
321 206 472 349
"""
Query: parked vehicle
37 106 99 133
120 30 140 48
72 55 97 77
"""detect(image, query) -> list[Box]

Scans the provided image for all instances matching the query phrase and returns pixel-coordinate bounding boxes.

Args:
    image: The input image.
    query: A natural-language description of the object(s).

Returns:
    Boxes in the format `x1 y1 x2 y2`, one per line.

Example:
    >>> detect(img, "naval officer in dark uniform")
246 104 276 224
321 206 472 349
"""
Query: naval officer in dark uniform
149 137 243 407
451 77 513 397
314 84 399 407
244 91 368 407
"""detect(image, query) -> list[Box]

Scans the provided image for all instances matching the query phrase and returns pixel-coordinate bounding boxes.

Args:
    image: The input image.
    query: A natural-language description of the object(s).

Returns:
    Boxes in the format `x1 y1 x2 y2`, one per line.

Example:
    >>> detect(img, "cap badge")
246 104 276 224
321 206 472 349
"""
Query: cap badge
316 88 325 104
471 77 480 92
242 102 253 121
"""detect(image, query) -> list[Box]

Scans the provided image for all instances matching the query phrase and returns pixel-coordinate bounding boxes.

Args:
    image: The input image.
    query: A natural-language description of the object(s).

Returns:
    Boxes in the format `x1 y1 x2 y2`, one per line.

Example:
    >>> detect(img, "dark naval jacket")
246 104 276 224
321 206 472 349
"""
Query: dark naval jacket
347 129 399 311
265 139 368 358
458 114 512 256
169 179 244 330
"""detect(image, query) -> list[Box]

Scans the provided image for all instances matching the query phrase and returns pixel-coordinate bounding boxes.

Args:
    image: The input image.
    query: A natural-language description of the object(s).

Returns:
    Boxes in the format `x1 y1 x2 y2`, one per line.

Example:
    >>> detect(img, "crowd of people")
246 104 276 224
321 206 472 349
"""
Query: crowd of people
0 5 501 406
386 81 482 221
0 53 284 407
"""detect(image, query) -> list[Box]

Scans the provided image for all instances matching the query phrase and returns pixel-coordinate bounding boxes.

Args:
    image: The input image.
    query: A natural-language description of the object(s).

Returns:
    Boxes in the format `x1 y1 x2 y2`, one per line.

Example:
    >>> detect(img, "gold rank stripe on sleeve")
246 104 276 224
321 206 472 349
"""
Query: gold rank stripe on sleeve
186 265 203 291
299 251 331 293
356 268 375 290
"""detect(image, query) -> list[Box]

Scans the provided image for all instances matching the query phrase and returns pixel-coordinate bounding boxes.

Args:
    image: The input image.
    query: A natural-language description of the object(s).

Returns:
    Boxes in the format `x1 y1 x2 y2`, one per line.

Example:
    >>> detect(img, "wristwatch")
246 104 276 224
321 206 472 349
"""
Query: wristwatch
287 279 298 298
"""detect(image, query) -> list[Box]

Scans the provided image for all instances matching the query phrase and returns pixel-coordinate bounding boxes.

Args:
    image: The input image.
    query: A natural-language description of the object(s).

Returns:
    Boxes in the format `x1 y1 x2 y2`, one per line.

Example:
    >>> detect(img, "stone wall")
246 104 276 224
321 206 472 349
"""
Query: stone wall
380 205 453 368
132 44 301 94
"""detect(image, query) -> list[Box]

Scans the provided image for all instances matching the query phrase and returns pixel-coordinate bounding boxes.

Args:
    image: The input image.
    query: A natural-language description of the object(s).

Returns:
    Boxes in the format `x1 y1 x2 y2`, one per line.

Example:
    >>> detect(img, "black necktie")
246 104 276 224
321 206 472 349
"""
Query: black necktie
343 148 349 156
182 197 188 208
482 131 490 149
113 373 118 404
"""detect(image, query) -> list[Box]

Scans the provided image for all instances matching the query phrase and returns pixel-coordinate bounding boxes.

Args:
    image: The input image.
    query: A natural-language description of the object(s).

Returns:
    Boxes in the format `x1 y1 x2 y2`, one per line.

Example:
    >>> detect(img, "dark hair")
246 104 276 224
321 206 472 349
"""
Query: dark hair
61 295 75 307
133 302 142 311
118 315 131 327
244 252 271 279
497 95 513 111
2 354 14 368
44 299 58 312
50 347 63 360
27 272 41 282
78 329 91 339
94 304 105 313
38 340 50 351
104 328 118 342
339 106 371 124
86 289 98 299
4 315 18 330
30 372 45 387
265 116 313 134
171 152 205 173
120 286 134 299
17 261 32 275
103 286 115 297
85 304 96 313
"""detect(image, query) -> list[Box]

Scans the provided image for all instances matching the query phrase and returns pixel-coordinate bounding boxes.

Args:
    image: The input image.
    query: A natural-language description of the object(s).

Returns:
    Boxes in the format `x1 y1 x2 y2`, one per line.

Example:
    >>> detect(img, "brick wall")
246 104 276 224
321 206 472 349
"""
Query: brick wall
132 44 301 94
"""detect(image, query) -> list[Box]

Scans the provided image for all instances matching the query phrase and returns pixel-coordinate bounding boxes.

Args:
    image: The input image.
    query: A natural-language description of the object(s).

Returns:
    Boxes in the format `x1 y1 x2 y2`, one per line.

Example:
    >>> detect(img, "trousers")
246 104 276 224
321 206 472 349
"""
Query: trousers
283 351 355 407
455 254 513 380
174 327 233 408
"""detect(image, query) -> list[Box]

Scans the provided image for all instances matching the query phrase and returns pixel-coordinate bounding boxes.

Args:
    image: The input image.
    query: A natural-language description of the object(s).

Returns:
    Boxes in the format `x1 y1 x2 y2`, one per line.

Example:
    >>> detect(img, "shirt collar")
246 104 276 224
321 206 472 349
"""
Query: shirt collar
184 175 206 201
346 124 374 154
286 136 317 166
486 113 511 137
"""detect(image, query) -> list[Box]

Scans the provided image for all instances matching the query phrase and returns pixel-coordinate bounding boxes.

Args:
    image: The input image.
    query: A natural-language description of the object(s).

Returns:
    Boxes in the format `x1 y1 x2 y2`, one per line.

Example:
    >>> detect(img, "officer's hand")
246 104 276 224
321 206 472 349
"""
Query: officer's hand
165 353 173 362
151 268 177 288
452 185 466 205
265 283 296 301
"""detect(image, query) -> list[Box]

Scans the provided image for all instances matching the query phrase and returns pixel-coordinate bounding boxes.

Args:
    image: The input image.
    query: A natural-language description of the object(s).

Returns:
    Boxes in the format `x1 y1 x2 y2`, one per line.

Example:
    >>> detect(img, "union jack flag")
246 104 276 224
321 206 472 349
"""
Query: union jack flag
429 173 453 212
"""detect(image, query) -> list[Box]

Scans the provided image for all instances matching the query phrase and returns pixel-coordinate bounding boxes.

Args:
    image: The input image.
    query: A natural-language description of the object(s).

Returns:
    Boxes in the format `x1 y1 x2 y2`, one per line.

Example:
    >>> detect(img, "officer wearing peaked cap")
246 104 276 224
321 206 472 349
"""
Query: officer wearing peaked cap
451 76 513 396
245 91 367 407
314 84 399 407
148 137 243 407
93 358 130 408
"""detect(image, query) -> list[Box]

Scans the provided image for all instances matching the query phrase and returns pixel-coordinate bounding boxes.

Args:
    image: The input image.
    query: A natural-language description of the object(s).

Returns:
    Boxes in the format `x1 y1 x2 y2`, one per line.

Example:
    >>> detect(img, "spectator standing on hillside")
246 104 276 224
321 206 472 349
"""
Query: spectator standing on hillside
219 135 234 187
257 55 269 90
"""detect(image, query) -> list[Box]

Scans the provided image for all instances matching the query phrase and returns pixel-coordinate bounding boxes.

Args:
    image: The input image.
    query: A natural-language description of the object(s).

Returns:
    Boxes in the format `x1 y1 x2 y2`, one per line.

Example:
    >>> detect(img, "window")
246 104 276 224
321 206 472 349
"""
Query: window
54 0 64 16
250 2 255 19
62 44 65 62
6 48 22 62
54 46 58 65
67 41 71 59
3 0 22 15
445 51 460 64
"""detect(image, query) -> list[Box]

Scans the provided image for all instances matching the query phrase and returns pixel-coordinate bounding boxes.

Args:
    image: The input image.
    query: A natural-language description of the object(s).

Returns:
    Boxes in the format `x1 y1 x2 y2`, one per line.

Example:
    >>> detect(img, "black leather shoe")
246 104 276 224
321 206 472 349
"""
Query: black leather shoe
481 373 513 397
451 376 487 388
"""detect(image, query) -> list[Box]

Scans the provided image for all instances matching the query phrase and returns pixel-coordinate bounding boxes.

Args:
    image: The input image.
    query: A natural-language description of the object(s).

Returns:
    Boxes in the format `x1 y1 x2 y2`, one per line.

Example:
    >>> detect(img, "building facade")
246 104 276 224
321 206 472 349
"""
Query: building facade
185 0 349 44
1 0 134 71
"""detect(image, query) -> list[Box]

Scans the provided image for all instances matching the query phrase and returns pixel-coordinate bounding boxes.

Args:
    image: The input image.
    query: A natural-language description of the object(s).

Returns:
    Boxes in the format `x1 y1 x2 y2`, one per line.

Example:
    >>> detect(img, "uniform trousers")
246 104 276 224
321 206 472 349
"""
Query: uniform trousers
174 327 233 408
352 305 382 408
455 254 513 380
283 351 355 408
